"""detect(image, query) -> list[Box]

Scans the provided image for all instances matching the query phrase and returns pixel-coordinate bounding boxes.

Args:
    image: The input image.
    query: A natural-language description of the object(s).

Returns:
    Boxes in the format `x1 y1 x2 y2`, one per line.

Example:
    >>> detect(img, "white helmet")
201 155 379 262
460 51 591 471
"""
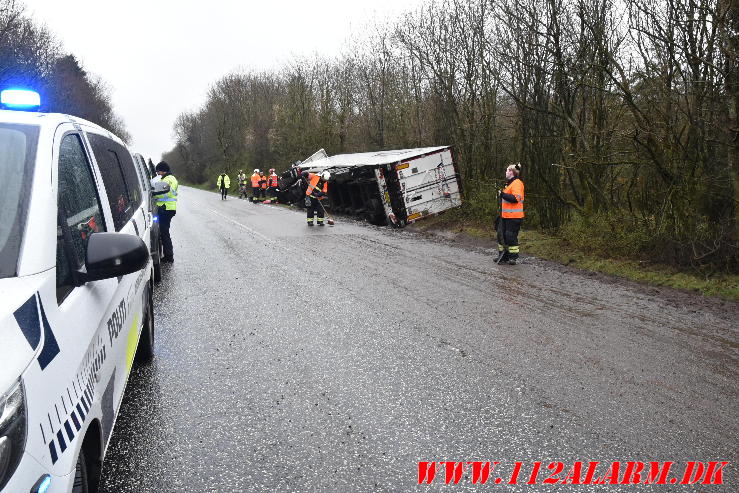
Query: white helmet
321 171 331 181
254 168 260 173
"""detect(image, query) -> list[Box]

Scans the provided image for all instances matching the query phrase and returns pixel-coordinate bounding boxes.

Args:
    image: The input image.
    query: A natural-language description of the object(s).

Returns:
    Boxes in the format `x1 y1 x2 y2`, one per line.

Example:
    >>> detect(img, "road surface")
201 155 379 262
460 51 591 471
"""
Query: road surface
99 186 738 491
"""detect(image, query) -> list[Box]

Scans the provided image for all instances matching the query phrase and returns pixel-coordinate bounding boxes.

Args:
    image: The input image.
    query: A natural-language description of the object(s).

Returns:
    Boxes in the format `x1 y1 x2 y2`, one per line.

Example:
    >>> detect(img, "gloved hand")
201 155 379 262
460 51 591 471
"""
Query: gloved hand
301 171 309 179
305 197 312 207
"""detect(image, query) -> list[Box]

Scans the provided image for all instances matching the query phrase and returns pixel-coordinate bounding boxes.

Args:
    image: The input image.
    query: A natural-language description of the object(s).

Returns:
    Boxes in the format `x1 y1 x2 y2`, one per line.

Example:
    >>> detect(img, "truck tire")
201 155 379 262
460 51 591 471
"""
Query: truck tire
135 282 155 365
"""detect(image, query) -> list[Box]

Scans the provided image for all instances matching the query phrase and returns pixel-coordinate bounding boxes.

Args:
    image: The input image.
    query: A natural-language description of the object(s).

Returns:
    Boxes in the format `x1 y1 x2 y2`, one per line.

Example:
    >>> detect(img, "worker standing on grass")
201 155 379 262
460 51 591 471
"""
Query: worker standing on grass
302 170 330 226
154 162 178 263
496 163 524 265
268 168 279 202
217 172 231 200
250 169 261 203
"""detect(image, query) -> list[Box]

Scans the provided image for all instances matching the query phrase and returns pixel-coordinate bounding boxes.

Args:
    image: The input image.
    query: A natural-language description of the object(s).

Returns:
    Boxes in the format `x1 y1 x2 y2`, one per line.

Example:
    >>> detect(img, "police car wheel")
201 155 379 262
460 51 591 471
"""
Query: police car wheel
72 449 89 493
134 282 155 365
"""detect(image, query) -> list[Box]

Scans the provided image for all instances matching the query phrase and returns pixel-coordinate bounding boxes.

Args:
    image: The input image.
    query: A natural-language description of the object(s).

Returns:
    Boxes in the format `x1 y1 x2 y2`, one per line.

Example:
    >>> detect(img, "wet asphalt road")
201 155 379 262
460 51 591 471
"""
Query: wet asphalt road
99 186 738 492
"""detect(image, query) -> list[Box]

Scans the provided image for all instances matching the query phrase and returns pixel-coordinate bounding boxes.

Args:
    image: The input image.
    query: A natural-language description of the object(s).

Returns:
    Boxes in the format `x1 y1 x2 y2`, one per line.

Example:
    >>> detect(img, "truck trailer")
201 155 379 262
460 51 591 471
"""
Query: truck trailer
278 146 463 227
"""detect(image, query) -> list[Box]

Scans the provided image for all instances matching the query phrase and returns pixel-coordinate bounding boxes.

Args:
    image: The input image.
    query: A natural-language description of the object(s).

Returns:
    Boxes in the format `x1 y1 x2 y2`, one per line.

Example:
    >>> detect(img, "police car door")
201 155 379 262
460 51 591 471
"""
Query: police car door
24 126 119 474
83 131 149 437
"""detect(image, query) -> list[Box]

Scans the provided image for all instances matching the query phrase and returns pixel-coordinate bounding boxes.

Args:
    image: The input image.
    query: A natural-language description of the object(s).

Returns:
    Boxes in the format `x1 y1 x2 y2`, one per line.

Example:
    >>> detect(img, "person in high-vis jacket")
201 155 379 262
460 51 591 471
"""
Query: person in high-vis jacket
259 171 268 200
217 172 231 200
250 169 261 203
496 163 524 265
237 169 248 199
154 161 178 263
302 170 330 226
267 168 279 201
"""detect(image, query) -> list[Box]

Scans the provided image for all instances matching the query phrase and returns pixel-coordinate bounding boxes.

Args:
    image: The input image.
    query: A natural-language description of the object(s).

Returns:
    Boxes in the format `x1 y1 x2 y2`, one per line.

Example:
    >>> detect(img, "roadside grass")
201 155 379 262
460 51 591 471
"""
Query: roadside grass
180 181 216 192
412 210 739 302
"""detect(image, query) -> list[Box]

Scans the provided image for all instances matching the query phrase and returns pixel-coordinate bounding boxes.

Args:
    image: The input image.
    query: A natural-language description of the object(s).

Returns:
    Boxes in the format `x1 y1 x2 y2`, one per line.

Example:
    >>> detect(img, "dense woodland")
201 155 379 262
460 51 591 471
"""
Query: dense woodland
0 0 129 139
165 0 737 271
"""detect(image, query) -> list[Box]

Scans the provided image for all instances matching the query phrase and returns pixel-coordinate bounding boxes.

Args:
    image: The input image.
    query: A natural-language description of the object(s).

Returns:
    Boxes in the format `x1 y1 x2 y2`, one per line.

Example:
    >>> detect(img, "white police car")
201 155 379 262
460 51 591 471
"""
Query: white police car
0 89 155 492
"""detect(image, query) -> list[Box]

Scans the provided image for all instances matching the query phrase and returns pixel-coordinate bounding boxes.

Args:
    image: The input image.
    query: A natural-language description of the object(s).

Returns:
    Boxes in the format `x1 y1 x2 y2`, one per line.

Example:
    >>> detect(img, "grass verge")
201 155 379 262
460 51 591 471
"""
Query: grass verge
412 210 739 302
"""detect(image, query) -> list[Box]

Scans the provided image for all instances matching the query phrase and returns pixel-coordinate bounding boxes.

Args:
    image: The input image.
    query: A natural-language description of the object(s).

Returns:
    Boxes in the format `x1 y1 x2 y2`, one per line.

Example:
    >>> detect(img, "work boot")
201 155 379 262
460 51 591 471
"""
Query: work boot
508 254 519 265
496 250 509 263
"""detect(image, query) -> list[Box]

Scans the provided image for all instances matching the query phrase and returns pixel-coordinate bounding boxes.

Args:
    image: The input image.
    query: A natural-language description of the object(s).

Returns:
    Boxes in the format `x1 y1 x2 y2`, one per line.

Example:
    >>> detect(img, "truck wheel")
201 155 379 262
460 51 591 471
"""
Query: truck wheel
72 449 89 493
135 282 155 365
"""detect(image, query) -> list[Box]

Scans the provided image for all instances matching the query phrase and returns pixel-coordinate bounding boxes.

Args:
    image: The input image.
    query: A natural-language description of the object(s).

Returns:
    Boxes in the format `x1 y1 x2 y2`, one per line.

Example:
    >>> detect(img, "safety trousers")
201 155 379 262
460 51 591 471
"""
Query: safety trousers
306 197 324 223
497 218 522 259
158 207 177 259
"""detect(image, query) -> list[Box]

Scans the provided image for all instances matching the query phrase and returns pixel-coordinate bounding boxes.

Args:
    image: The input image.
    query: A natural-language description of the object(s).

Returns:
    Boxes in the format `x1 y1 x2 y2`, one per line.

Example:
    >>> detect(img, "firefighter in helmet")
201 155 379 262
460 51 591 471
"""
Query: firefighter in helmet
250 169 261 203
302 170 330 226
496 163 524 264
267 168 279 202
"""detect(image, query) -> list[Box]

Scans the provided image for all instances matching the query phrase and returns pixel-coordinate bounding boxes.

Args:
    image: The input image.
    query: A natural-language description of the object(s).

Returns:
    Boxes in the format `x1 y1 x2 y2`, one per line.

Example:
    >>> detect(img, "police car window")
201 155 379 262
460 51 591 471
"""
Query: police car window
88 134 141 231
0 124 39 279
134 155 151 192
56 133 105 300
118 148 142 207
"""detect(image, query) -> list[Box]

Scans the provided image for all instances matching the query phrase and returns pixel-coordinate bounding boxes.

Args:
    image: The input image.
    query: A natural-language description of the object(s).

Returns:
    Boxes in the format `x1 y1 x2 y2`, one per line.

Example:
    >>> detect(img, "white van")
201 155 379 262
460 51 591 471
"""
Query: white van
0 90 155 493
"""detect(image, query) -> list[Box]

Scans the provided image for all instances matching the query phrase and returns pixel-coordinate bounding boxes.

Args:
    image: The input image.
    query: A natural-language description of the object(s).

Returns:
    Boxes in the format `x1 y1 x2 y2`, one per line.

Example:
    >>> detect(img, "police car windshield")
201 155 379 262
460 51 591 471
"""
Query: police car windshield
0 123 39 278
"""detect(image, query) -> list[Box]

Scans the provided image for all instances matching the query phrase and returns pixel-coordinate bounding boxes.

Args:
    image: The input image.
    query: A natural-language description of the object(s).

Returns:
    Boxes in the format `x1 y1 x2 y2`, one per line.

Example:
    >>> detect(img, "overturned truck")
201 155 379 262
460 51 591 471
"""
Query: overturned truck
278 146 463 227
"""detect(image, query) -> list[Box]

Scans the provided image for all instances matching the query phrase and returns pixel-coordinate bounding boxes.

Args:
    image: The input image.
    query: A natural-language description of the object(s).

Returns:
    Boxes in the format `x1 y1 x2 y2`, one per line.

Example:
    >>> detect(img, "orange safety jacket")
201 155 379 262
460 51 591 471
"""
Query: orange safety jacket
305 173 328 199
269 173 279 187
259 176 267 189
501 178 524 218
251 173 260 187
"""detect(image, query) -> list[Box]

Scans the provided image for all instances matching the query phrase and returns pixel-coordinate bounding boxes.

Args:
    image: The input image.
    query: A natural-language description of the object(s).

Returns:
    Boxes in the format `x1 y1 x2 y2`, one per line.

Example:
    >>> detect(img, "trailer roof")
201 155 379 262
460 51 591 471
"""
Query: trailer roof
301 146 450 171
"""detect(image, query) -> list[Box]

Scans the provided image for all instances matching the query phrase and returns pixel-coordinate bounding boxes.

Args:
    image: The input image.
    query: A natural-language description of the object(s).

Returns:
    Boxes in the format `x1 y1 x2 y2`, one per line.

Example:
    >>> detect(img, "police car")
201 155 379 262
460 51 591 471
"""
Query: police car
131 152 163 283
0 89 156 492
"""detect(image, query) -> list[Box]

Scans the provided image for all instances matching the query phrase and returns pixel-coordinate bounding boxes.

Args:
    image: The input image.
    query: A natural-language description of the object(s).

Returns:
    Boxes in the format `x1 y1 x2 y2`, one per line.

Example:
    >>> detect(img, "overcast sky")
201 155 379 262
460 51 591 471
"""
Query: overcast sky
25 0 425 161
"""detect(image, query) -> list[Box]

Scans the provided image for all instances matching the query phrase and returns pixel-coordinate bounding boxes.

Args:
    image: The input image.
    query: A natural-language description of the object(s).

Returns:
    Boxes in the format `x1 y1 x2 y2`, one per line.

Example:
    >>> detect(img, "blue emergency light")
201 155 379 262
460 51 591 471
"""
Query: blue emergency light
1 89 41 110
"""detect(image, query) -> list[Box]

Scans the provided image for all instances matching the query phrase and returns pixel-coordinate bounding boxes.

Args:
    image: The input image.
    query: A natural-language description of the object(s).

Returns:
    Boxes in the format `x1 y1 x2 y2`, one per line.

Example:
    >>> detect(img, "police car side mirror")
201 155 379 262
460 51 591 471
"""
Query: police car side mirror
76 232 149 285
151 180 170 195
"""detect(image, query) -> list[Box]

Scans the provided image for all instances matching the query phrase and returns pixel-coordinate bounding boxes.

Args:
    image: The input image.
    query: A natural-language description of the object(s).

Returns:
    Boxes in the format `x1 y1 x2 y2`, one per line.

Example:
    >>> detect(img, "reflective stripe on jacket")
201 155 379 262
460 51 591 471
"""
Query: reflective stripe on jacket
156 174 179 211
269 173 279 187
501 178 524 218
305 173 328 198
251 173 260 187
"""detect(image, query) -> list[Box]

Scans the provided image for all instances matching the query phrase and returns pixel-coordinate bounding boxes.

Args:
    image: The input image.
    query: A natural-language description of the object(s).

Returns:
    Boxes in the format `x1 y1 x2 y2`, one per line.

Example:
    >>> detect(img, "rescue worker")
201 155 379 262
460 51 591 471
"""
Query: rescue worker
217 172 231 200
302 170 330 226
496 163 524 265
237 169 248 199
154 161 178 263
259 171 268 201
250 169 261 203
267 168 279 202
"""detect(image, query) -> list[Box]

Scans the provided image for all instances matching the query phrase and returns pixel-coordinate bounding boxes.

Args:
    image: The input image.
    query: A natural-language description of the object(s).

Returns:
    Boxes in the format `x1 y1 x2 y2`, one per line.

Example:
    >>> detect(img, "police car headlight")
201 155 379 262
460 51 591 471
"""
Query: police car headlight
0 380 26 489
